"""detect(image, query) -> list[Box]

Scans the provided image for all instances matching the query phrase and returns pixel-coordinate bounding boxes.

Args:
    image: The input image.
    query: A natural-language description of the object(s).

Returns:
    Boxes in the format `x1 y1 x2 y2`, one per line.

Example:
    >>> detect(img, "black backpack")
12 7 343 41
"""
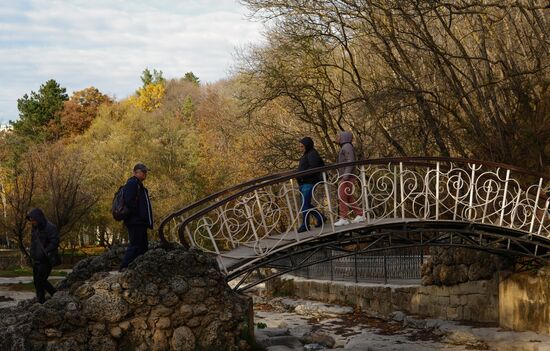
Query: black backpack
111 186 130 221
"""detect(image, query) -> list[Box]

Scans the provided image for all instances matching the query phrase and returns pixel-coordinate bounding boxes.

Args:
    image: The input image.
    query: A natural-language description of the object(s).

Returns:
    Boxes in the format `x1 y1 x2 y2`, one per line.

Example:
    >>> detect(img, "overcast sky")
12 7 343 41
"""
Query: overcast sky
0 0 264 124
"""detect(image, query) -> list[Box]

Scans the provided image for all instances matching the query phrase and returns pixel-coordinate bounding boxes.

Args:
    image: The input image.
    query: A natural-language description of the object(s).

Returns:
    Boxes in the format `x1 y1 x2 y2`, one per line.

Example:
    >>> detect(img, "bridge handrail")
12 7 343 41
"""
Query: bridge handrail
157 170 295 243
158 157 550 246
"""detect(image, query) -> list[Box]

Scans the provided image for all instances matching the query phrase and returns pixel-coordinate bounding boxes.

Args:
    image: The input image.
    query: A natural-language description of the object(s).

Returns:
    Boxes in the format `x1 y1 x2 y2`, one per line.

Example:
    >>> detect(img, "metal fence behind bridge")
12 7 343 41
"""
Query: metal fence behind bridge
280 247 426 285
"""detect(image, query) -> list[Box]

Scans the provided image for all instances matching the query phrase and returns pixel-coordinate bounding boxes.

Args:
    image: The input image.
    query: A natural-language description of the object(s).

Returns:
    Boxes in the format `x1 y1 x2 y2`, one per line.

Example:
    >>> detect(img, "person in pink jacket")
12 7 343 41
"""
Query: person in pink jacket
334 131 365 226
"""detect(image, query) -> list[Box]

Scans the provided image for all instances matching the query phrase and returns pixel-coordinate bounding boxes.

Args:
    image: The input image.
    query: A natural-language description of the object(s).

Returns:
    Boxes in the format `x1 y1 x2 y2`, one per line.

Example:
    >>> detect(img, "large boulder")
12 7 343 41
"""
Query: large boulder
0 246 251 351
56 245 126 290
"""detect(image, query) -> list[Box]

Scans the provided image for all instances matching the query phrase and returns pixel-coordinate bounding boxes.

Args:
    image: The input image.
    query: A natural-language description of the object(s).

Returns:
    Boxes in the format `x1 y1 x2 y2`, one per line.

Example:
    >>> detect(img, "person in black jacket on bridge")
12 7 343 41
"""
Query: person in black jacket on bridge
296 137 326 233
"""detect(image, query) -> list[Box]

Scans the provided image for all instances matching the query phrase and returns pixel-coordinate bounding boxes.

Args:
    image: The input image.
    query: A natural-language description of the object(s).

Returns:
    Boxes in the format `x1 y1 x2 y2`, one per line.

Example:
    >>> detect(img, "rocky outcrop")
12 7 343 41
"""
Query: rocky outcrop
56 245 126 290
422 247 513 286
0 246 252 351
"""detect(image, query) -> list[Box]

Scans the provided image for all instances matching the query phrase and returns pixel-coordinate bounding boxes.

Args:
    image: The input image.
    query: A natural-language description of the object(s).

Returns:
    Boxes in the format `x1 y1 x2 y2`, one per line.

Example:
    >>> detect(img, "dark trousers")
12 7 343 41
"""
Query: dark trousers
299 183 323 229
33 261 56 303
120 225 148 269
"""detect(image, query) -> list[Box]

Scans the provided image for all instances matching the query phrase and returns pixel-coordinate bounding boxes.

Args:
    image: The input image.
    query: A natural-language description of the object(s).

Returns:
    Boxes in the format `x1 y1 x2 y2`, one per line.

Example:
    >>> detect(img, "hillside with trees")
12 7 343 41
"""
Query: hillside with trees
1 1 549 257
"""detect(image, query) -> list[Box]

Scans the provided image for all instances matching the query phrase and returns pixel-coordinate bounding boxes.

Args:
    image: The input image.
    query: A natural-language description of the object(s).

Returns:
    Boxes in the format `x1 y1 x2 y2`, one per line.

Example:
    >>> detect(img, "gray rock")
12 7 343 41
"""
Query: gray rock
82 291 129 322
390 311 406 322
300 331 335 348
266 346 303 351
259 335 304 349
171 277 190 295
293 301 353 316
256 328 290 337
442 329 488 348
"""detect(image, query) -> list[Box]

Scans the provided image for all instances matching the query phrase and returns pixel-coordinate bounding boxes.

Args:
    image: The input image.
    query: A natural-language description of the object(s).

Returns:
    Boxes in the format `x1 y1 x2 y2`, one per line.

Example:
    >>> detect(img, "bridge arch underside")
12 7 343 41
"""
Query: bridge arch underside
227 221 550 292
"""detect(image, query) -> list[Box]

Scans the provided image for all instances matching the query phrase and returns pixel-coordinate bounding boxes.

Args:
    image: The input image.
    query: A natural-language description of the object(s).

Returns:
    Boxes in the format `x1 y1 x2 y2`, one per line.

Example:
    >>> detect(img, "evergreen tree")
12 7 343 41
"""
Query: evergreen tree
140 68 165 88
183 72 200 85
11 79 68 141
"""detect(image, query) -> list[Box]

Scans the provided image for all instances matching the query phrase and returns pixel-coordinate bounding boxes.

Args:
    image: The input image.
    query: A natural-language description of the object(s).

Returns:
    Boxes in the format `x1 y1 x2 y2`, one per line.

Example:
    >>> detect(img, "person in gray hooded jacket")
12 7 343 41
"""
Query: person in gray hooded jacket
27 208 59 303
335 131 365 226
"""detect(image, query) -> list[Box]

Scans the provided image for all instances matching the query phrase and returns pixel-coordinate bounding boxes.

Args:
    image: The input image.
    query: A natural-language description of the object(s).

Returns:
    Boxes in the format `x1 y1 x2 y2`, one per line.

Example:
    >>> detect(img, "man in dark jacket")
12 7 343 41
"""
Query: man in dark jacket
119 163 153 271
27 208 59 303
296 137 326 232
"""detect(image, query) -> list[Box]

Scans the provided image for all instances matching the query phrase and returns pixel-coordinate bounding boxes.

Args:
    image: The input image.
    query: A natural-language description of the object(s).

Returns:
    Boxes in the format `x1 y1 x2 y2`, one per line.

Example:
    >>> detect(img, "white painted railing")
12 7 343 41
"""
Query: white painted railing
159 158 550 260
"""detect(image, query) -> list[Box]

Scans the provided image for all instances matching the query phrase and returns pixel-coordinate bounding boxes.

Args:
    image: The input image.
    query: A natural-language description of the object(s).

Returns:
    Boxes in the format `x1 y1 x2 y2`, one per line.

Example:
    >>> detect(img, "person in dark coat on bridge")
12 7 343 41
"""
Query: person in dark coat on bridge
119 163 153 271
296 137 326 232
27 208 59 304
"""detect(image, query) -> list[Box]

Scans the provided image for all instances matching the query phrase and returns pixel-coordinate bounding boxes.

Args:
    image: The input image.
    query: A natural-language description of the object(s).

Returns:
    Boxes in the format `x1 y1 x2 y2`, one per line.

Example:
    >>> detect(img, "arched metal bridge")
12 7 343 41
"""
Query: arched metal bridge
158 157 550 291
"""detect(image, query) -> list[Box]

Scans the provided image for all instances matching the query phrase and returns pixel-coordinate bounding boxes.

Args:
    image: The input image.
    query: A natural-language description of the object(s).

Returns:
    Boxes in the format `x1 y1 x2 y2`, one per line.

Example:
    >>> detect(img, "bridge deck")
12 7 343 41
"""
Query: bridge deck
217 217 423 273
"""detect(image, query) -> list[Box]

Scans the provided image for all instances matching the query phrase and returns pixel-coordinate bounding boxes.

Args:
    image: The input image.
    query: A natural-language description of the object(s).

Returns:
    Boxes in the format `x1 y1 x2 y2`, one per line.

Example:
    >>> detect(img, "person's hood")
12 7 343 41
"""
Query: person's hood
338 131 353 145
300 137 314 152
27 208 47 229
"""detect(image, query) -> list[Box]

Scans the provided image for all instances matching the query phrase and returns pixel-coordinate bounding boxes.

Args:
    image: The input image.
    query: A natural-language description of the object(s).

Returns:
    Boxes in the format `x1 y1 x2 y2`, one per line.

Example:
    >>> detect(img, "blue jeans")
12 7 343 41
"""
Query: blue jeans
299 183 323 229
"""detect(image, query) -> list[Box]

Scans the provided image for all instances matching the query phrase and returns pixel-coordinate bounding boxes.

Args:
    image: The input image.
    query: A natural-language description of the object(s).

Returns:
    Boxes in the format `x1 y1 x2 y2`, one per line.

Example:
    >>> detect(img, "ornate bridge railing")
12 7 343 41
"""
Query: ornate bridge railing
159 157 550 276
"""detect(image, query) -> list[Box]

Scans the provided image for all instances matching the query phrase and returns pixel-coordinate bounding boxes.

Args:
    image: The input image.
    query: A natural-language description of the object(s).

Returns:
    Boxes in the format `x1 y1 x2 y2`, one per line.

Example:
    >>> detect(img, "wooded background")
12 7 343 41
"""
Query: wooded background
1 1 549 255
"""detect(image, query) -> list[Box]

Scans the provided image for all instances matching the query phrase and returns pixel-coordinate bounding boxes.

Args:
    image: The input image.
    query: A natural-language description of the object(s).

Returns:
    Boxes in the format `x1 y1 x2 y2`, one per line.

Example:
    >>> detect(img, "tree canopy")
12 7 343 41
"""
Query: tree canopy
11 79 68 141
2 2 550 254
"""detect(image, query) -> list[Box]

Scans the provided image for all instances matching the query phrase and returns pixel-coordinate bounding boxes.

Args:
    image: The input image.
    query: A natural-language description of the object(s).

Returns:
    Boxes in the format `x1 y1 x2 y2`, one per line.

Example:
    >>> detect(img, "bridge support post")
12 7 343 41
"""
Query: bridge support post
499 169 511 226
400 162 405 219
185 226 195 248
529 178 543 234
255 190 270 234
244 201 261 245
423 167 430 220
393 165 398 218
203 218 220 255
420 232 424 269
537 200 549 236
481 182 492 223
219 210 236 249
354 251 358 284
453 172 462 221
436 162 440 220
282 182 298 233
360 165 370 221
384 249 388 285
322 172 335 231
330 249 334 281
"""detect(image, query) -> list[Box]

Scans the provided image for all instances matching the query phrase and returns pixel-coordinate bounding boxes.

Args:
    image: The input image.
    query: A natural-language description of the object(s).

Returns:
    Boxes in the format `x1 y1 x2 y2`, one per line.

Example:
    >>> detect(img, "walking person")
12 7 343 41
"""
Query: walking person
296 137 326 232
334 131 365 226
27 208 59 303
119 163 153 271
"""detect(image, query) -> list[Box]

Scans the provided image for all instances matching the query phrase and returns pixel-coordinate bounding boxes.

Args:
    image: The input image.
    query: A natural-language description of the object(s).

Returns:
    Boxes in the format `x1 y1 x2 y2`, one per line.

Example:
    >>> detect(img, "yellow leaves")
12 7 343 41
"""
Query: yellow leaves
130 82 166 112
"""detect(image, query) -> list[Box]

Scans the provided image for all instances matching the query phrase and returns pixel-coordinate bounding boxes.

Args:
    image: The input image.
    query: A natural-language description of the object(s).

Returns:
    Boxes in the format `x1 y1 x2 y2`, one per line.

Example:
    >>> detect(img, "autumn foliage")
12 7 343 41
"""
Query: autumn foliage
1 1 550 252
